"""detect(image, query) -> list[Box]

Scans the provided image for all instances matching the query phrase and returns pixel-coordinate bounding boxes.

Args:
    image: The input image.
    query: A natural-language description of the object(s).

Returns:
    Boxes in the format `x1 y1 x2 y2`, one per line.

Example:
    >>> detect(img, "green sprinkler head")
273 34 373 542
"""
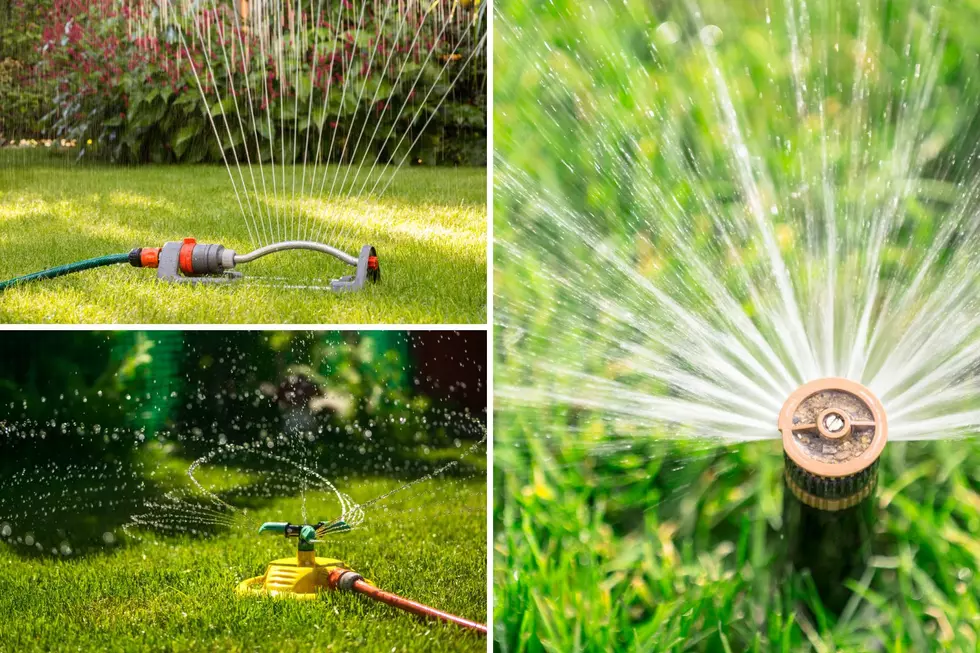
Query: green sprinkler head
258 519 352 551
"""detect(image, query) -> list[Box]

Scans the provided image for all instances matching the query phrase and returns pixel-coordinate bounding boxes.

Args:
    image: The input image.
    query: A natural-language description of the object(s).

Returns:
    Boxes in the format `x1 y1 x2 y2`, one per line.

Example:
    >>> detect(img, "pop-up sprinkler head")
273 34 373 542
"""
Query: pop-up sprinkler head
238 518 486 634
779 378 887 510
129 239 380 291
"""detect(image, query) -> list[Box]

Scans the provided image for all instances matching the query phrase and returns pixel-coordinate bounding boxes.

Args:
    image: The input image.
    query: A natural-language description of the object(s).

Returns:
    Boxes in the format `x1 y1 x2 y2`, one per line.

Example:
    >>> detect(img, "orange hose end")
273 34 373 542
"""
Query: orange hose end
140 247 161 268
178 238 196 275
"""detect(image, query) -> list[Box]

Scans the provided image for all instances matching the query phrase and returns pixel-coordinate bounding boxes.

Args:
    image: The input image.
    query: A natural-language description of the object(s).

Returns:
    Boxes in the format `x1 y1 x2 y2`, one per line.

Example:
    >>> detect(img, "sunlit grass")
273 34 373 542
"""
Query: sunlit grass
494 422 980 651
0 150 486 324
0 456 487 651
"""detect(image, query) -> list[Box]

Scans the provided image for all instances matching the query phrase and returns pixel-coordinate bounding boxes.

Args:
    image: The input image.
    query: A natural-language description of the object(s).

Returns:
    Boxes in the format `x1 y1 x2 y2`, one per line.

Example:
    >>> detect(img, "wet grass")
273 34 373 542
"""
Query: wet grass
0 468 487 651
0 149 486 324
493 417 980 651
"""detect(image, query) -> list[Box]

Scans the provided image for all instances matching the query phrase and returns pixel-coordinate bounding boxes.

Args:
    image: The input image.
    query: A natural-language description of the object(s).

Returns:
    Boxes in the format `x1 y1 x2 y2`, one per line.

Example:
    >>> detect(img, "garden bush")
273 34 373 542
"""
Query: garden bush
0 0 56 141
30 0 485 165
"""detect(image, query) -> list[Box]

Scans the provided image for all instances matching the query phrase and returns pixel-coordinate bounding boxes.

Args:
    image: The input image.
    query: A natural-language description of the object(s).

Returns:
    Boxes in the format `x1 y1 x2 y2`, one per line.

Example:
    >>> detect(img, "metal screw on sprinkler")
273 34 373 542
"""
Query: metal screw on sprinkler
129 239 381 291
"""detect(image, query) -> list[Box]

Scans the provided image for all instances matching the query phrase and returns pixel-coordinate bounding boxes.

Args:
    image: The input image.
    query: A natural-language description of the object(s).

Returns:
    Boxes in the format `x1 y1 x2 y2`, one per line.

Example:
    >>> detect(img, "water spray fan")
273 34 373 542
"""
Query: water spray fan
0 239 380 292
236 519 486 635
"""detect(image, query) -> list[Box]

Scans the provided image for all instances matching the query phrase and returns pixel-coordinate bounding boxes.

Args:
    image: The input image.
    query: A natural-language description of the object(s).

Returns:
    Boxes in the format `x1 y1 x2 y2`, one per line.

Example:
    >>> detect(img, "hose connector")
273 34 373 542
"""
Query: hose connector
327 568 364 591
155 239 241 284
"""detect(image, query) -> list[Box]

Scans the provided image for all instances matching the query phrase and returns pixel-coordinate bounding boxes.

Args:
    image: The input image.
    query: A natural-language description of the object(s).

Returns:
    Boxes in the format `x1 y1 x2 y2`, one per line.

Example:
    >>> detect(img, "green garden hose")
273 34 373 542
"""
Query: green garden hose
0 253 131 292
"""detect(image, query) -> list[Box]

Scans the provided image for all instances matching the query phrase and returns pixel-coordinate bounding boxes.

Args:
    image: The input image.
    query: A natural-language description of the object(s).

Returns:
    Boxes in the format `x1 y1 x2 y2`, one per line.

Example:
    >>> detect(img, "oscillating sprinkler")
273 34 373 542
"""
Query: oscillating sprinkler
236 519 487 635
778 378 887 611
0 239 380 292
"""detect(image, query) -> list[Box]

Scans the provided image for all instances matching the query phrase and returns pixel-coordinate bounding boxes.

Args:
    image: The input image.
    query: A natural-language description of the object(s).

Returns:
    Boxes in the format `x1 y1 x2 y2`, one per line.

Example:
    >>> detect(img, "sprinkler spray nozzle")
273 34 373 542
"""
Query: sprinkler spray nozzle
779 377 887 510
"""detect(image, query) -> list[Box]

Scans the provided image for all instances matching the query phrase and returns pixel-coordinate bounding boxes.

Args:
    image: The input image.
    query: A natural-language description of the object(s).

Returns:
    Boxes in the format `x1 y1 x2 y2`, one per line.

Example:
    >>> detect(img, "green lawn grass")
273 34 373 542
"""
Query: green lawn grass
494 420 980 651
0 149 486 324
0 454 487 651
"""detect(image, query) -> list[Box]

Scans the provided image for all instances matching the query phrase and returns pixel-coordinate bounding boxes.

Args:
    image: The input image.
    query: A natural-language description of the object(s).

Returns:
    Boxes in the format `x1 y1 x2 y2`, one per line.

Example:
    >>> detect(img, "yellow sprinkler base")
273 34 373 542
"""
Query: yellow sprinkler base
236 549 344 600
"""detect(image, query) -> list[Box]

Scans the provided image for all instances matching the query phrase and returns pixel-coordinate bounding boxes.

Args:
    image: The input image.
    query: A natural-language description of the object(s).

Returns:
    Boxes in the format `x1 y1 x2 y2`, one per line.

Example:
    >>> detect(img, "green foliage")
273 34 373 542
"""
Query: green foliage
166 332 449 455
0 332 154 460
36 2 486 165
0 0 56 140
495 0 980 246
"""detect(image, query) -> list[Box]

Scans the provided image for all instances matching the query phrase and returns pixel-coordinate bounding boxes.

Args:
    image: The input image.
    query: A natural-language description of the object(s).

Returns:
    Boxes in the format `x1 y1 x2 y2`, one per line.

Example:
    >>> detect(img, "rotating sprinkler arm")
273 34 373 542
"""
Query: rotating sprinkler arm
258 521 319 550
258 519 352 542
233 241 359 267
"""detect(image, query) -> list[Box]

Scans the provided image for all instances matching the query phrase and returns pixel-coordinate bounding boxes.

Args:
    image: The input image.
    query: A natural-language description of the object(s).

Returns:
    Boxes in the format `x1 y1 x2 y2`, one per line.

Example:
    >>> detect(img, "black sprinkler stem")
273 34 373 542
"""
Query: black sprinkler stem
782 459 877 613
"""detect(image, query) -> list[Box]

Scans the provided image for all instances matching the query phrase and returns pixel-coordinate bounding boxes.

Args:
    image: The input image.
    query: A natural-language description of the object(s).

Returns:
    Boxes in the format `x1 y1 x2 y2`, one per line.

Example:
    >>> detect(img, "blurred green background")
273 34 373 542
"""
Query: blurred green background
494 0 980 651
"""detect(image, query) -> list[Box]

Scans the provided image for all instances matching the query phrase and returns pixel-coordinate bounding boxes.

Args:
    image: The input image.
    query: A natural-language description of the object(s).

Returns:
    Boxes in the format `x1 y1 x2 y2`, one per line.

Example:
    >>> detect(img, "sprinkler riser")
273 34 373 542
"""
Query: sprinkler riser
778 377 883 613
781 474 876 613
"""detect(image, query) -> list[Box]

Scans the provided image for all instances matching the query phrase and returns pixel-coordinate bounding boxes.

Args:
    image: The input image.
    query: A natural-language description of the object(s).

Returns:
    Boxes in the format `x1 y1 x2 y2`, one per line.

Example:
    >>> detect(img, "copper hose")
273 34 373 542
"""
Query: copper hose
328 568 487 635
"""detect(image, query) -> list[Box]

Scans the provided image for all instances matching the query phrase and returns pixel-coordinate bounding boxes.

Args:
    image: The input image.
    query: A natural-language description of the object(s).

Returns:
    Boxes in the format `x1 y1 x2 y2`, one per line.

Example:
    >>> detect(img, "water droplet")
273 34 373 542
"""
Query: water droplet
655 22 681 45
699 25 723 46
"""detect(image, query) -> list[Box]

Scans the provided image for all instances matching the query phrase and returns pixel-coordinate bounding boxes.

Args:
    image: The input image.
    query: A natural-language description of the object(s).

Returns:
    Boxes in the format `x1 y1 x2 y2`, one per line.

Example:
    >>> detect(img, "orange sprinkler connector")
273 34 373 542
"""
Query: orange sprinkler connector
140 247 161 268
327 568 487 635
128 247 161 269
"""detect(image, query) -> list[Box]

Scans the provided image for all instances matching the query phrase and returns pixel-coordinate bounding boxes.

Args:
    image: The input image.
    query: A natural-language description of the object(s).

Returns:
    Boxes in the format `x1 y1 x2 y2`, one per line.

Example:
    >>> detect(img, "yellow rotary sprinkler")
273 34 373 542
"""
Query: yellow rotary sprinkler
236 518 487 635
236 520 349 600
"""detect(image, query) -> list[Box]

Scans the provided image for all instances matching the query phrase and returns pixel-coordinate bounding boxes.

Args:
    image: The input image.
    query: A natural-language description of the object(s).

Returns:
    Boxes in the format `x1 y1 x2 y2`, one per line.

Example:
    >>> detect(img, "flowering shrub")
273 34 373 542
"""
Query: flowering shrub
31 0 485 164
0 0 56 140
